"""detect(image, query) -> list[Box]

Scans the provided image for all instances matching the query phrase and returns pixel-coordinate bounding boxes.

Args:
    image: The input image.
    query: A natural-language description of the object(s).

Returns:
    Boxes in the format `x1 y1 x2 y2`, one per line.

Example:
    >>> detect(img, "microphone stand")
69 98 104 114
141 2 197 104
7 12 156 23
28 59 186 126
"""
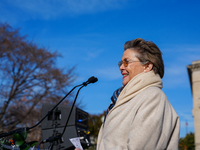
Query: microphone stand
0 76 98 139
46 85 85 150
28 83 83 131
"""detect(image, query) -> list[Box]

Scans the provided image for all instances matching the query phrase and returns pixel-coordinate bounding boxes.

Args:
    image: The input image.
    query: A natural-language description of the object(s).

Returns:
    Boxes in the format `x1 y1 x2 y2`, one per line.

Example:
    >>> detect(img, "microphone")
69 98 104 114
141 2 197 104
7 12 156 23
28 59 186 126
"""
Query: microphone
87 76 98 83
83 76 98 86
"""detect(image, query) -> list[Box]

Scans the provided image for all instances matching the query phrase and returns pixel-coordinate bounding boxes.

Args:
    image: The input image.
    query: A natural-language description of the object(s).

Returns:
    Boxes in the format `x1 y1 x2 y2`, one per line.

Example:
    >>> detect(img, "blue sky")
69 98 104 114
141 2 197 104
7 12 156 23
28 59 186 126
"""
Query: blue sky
1 0 200 138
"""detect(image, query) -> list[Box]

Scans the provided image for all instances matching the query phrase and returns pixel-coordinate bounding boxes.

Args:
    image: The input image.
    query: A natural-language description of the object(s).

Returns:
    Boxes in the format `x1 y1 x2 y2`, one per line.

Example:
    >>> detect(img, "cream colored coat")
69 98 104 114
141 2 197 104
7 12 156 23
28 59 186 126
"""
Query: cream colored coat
97 71 180 150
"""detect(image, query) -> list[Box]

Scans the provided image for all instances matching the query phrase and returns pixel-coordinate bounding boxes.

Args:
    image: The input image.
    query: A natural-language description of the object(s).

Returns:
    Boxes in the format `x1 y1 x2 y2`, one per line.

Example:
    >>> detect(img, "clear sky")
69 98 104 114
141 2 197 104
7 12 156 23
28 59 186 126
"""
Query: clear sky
1 0 200 138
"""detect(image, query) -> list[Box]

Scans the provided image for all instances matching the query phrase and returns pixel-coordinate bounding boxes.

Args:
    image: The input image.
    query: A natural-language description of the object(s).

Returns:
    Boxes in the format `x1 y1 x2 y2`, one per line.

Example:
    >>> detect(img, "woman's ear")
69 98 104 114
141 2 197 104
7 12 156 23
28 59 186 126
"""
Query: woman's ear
144 62 153 73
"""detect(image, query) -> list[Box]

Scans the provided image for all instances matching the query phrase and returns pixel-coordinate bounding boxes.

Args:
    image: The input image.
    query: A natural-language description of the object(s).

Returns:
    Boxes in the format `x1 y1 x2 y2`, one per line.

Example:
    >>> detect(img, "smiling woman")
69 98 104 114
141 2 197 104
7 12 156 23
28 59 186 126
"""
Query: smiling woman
95 38 180 150
74 38 180 150
119 49 149 86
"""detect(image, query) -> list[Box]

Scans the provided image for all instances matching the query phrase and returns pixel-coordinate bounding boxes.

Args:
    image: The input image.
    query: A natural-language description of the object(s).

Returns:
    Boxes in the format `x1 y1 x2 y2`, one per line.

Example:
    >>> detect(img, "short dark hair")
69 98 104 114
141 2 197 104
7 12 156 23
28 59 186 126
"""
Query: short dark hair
124 38 164 78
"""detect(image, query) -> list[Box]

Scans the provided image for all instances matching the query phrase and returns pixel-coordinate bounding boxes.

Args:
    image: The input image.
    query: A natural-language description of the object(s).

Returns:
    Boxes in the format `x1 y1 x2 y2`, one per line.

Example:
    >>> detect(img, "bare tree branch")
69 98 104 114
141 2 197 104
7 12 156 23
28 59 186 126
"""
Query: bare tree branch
0 23 77 141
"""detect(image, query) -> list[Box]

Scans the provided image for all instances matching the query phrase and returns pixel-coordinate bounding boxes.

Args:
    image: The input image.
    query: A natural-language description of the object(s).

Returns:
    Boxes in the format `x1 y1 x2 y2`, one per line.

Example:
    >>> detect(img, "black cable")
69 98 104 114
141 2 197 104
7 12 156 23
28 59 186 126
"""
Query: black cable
61 85 84 137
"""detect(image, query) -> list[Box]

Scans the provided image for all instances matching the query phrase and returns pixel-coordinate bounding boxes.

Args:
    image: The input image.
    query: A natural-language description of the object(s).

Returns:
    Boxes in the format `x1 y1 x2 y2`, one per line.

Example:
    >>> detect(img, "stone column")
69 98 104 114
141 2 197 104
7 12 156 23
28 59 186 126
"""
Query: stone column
187 60 200 150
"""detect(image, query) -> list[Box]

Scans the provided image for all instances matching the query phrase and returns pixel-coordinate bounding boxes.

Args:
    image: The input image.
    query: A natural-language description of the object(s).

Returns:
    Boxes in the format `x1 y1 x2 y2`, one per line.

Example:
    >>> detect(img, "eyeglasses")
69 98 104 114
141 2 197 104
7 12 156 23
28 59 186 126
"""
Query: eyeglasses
118 59 148 67
118 59 140 67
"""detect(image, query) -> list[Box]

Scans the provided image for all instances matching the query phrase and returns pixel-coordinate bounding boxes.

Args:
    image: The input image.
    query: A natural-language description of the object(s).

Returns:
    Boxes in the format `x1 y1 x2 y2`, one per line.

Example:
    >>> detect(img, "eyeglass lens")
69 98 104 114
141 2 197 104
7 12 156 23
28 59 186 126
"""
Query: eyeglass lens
118 59 128 67
124 59 128 67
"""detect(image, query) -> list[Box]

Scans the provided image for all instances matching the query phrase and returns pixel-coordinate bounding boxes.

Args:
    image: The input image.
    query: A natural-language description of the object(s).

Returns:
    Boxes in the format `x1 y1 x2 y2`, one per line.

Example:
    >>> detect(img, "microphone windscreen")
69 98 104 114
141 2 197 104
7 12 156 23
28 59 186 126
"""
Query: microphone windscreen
88 76 98 83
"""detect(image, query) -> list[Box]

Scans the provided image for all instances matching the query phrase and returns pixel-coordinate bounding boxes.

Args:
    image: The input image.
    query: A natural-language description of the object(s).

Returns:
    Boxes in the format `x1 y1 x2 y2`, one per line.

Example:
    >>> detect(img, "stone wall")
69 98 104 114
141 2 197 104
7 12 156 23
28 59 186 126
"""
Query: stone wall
187 60 200 150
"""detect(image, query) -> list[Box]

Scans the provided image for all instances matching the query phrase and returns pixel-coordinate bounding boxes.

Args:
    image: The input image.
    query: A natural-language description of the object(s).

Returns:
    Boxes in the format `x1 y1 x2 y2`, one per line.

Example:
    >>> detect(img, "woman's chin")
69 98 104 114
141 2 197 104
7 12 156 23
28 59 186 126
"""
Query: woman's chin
122 77 129 86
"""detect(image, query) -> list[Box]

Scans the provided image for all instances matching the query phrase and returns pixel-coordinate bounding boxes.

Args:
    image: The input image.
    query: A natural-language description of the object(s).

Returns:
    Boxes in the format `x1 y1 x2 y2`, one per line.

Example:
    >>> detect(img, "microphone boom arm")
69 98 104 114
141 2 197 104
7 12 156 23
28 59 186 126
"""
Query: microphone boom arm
28 83 82 131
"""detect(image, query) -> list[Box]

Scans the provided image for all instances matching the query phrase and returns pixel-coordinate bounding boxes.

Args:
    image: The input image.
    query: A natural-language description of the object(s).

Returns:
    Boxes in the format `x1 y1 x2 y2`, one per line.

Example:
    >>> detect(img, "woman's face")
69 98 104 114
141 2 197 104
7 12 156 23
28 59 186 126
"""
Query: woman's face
119 49 145 86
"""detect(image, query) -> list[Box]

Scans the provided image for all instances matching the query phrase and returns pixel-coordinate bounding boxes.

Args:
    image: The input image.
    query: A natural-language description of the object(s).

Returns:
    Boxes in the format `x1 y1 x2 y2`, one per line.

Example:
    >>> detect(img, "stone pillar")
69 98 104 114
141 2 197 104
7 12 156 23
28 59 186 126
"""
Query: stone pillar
187 60 200 150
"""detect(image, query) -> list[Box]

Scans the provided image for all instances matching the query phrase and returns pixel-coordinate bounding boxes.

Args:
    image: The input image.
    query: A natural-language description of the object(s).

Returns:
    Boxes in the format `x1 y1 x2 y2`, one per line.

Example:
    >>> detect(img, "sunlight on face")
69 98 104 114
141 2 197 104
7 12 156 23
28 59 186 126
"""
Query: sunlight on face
119 49 145 86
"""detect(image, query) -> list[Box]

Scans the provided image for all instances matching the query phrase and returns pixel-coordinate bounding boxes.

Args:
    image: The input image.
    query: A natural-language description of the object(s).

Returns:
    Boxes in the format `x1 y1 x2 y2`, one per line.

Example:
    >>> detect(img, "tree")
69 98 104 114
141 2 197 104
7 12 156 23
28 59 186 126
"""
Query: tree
88 111 106 150
179 132 195 150
0 23 76 142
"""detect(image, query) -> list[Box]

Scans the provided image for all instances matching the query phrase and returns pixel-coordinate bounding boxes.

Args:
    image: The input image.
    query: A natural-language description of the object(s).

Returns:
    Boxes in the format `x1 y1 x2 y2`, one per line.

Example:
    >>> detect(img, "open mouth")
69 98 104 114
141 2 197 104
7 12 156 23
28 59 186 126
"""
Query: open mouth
122 73 128 79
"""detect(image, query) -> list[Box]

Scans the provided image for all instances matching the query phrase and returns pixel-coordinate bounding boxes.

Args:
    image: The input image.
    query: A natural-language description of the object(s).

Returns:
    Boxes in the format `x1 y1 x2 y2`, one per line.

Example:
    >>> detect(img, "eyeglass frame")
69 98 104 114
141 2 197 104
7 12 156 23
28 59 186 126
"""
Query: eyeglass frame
118 58 149 67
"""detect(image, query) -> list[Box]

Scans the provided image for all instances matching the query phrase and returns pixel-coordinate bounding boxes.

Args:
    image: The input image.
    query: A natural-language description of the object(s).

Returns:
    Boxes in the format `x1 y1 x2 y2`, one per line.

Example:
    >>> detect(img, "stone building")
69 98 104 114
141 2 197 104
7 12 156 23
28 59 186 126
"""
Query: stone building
187 60 200 150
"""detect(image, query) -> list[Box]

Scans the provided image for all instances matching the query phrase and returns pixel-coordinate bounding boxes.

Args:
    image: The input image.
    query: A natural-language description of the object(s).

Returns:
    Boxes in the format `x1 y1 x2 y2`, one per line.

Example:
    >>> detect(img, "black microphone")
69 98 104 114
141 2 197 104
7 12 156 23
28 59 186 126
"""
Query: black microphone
83 76 98 86
87 76 98 83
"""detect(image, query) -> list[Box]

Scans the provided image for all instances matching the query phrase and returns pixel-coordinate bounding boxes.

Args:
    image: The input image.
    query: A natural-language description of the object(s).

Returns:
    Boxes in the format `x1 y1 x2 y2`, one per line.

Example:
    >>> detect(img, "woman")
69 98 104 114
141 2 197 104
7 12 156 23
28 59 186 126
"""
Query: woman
76 38 180 150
